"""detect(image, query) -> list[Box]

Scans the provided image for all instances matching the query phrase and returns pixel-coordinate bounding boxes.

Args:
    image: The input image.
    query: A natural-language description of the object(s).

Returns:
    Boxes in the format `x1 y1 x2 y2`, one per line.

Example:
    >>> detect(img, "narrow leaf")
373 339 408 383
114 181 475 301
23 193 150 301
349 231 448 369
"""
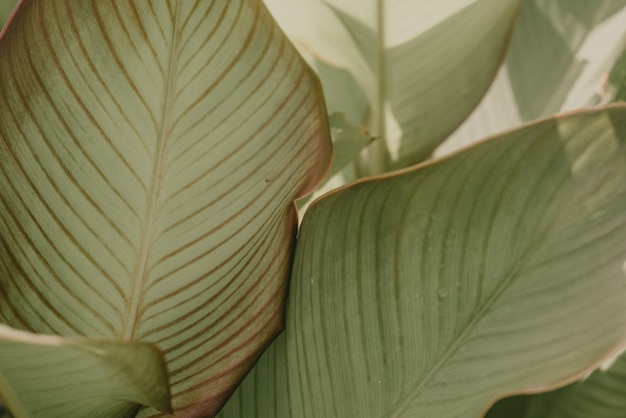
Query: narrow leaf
220 104 626 417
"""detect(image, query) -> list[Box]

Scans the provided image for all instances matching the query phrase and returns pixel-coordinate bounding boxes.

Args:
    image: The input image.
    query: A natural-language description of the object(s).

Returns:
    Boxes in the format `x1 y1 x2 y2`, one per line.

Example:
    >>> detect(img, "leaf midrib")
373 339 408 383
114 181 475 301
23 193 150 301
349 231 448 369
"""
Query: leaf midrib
120 3 181 341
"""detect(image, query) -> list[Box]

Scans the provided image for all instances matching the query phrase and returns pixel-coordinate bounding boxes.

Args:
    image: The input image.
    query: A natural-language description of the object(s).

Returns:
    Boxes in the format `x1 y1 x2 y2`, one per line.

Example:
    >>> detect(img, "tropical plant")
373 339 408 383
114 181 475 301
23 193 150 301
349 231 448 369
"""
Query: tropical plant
1 1 626 418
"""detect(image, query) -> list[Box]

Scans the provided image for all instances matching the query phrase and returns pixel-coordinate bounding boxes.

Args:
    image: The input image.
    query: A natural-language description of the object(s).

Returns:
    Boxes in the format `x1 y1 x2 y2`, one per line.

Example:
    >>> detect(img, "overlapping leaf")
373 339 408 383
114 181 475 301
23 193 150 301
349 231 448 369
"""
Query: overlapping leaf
487 352 626 417
440 0 626 155
264 0 522 171
297 113 373 213
0 325 170 417
220 105 626 417
608 46 626 102
0 1 331 416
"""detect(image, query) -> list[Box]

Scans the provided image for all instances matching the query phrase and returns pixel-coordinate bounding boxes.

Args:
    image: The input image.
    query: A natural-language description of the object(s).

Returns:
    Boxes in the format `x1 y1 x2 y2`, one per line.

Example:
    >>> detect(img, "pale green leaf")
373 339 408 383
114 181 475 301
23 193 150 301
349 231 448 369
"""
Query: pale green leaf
313 61 370 125
0 325 170 418
220 104 626 417
297 112 372 214
265 0 522 171
440 0 626 156
326 112 373 180
0 1 331 416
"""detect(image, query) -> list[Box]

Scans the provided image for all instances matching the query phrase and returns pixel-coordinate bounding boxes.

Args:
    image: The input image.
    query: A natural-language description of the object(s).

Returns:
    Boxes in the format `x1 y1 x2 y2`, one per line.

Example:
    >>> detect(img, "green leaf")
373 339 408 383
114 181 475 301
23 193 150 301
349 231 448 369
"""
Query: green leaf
607 46 626 102
441 0 626 156
313 61 370 126
485 394 531 418
0 0 18 32
265 0 522 170
0 325 170 418
488 353 626 418
297 113 372 213
220 104 626 417
0 1 331 416
326 113 374 180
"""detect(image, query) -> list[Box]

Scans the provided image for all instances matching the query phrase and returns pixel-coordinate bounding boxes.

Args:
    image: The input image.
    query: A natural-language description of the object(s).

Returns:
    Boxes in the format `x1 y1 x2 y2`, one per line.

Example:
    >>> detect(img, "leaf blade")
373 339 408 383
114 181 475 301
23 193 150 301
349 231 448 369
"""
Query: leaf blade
0 1 331 415
220 104 626 417
487 352 626 417
265 0 522 169
0 325 170 418
440 0 626 156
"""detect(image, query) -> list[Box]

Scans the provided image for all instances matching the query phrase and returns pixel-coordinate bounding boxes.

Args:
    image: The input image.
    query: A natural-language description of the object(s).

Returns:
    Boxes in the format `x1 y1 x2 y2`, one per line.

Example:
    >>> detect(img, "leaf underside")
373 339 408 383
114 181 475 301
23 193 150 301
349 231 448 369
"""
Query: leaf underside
0 1 331 416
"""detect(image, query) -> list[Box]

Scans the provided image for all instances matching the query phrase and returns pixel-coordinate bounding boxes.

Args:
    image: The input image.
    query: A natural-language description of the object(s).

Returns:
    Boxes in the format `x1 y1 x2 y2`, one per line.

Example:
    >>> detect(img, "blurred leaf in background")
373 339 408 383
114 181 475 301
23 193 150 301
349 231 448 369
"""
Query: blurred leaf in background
0 0 18 31
487 355 626 418
264 0 523 171
298 112 374 213
438 0 626 155
606 46 626 102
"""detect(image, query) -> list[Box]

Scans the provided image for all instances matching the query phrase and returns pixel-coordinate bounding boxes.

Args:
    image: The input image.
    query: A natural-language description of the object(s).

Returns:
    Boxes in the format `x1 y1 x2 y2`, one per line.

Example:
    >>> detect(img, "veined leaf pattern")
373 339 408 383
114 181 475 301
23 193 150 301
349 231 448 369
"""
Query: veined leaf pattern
220 105 626 417
0 1 331 416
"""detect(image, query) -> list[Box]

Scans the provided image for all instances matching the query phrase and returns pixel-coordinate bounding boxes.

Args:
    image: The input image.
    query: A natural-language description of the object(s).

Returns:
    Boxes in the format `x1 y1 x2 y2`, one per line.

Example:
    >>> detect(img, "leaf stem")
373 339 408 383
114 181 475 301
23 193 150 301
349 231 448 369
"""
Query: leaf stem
370 0 389 175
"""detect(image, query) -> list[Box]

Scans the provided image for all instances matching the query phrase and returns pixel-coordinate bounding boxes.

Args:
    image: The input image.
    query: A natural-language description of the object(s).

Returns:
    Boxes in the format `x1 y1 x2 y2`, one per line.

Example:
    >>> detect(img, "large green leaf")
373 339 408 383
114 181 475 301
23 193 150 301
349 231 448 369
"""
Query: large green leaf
0 1 331 416
440 0 626 156
264 0 522 171
220 104 626 417
0 325 170 417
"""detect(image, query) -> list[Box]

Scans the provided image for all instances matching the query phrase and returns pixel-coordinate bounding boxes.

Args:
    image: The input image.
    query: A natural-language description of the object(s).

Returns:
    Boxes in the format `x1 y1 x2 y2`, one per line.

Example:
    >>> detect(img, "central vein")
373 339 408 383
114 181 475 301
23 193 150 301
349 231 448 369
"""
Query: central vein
120 4 181 341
